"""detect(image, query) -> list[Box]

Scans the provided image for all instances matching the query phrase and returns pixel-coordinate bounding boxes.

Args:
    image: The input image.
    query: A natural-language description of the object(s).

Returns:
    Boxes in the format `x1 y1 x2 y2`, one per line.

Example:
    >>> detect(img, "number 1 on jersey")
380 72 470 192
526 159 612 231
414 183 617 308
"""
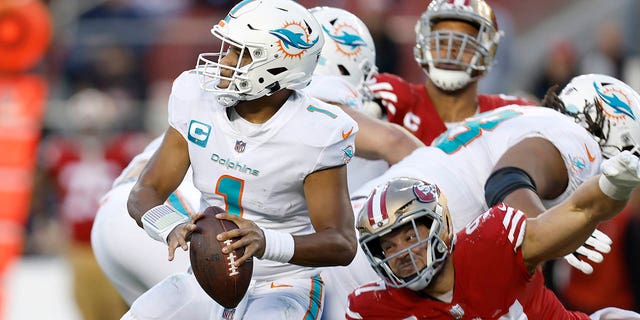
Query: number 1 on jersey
216 175 244 217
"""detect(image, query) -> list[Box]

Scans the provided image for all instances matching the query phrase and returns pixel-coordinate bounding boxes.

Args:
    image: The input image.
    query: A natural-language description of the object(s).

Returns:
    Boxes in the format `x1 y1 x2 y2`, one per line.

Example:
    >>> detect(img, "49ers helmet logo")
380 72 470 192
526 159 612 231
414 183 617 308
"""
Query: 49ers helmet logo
413 183 438 203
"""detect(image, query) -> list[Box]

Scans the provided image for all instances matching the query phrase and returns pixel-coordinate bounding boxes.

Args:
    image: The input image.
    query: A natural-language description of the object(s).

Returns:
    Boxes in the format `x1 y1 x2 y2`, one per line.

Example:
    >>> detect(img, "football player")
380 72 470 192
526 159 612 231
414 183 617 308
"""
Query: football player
368 0 534 144
350 74 640 278
123 1 357 319
346 172 640 319
95 5 420 313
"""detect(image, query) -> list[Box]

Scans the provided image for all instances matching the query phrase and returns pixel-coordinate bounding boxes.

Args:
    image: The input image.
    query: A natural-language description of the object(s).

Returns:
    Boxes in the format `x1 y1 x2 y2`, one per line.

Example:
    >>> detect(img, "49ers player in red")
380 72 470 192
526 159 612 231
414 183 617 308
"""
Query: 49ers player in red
369 0 534 144
347 175 640 320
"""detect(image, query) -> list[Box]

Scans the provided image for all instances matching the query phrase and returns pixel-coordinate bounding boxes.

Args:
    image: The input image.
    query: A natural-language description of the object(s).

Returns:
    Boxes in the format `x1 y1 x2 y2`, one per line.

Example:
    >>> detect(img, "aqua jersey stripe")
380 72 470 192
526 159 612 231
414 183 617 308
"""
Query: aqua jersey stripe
166 193 189 217
304 275 324 320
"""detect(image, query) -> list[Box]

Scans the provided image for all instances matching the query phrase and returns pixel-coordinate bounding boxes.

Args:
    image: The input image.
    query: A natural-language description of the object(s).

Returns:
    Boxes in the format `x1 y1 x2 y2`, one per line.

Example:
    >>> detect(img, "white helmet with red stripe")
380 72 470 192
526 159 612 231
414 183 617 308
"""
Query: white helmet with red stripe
414 0 502 91
357 177 454 291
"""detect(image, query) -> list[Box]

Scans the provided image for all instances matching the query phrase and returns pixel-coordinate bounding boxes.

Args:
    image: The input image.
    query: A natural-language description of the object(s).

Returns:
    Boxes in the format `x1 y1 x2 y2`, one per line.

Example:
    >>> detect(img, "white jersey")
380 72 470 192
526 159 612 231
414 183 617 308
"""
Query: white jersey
305 75 363 110
304 75 389 192
353 106 602 232
168 70 358 281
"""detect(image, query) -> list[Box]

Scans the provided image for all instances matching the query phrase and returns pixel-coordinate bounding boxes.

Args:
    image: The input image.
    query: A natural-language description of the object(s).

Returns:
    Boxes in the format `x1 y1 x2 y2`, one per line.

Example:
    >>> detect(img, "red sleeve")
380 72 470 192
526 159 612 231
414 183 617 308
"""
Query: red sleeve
372 73 415 124
346 281 404 319
457 204 531 291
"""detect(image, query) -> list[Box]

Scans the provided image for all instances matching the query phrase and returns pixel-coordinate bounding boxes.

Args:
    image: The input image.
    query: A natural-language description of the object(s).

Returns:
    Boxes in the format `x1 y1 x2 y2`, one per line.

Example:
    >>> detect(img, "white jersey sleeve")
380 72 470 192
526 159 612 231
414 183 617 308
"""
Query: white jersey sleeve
168 70 221 142
303 75 364 110
431 106 602 210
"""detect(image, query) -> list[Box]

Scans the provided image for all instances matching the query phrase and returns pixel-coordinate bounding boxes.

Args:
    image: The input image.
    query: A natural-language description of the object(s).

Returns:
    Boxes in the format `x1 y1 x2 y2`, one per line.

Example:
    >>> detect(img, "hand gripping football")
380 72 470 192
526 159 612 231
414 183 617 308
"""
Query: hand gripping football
190 206 253 308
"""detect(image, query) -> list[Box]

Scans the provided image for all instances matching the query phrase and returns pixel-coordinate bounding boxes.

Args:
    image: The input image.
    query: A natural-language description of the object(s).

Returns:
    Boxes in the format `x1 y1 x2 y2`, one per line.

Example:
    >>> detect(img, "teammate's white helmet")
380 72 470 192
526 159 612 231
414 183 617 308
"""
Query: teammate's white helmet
357 177 454 291
310 6 377 98
196 0 324 106
558 74 640 158
414 0 502 91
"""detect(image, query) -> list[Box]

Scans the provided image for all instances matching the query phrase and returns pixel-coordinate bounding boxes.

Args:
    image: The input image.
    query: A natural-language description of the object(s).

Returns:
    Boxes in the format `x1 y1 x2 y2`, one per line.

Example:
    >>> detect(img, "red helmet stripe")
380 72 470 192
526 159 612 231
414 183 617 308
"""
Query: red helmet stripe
379 183 389 221
367 188 377 226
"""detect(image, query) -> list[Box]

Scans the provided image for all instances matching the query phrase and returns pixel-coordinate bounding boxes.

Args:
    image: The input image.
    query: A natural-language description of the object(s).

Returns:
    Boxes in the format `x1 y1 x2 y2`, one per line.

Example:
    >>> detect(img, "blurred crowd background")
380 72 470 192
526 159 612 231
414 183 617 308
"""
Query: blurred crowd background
3 0 640 319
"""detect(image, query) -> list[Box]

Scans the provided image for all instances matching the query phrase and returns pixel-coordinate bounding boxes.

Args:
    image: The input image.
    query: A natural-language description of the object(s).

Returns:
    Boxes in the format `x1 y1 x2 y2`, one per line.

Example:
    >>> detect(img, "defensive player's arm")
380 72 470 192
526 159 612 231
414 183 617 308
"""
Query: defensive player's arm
521 175 626 272
488 137 568 216
340 106 423 165
292 164 357 266
521 151 640 272
128 127 191 227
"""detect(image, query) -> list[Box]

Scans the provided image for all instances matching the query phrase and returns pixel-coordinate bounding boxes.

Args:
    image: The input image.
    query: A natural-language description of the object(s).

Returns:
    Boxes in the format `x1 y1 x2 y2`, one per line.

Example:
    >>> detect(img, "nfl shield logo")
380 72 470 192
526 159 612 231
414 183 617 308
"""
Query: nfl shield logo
235 140 246 153
449 304 464 319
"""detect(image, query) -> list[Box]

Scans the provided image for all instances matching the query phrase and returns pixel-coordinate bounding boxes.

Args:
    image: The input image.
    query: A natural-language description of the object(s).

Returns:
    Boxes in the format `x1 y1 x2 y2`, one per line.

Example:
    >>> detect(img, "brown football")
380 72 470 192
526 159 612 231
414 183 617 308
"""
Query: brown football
190 206 253 308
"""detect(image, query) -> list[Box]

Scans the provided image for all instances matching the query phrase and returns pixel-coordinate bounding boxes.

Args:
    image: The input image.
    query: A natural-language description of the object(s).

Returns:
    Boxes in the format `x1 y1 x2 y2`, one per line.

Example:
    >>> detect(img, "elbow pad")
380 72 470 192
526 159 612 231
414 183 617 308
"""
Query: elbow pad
484 167 538 207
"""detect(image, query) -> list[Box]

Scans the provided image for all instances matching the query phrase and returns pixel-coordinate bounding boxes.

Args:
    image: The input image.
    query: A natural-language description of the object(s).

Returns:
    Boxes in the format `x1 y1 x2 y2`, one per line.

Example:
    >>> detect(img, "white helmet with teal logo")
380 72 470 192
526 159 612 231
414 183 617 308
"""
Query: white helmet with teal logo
196 0 324 106
559 74 640 158
310 6 377 99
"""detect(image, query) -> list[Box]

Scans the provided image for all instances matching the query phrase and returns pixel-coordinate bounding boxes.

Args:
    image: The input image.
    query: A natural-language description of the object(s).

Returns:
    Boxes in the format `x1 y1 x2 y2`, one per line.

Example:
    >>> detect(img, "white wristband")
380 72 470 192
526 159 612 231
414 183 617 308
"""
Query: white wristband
260 228 295 263
598 175 633 200
142 204 189 244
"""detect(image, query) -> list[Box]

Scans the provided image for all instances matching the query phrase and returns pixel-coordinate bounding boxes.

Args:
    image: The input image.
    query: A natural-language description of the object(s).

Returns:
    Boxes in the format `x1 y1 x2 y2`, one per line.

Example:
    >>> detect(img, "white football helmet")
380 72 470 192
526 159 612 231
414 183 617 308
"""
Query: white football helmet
557 74 640 158
414 0 502 91
309 6 377 99
196 0 324 106
357 177 454 291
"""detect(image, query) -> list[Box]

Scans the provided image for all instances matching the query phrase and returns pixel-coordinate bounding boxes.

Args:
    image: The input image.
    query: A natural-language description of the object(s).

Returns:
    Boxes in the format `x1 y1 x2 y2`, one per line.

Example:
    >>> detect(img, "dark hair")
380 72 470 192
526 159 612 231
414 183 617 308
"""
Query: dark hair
541 84 608 143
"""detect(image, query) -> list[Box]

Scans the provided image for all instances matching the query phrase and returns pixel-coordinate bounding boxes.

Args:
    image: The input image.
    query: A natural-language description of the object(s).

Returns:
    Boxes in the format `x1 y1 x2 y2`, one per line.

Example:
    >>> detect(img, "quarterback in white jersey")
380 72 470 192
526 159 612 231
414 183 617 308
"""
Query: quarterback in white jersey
168 70 357 281
124 1 358 319
91 136 200 304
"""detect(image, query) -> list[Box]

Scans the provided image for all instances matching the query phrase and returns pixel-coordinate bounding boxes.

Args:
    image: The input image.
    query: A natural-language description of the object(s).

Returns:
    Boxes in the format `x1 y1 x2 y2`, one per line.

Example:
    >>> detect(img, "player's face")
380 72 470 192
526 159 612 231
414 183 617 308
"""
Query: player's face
429 20 479 71
217 45 253 89
379 222 431 278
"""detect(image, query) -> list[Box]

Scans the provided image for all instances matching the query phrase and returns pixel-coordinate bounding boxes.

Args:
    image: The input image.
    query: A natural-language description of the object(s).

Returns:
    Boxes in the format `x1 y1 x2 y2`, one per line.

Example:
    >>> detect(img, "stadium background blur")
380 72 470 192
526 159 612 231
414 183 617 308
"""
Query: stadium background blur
3 0 640 319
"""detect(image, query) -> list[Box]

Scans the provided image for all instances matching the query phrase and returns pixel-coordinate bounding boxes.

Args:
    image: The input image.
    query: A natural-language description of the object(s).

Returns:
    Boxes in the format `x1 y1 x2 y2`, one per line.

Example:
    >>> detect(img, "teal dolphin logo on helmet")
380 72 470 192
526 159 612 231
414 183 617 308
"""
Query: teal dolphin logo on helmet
594 82 636 120
321 25 366 50
269 27 319 50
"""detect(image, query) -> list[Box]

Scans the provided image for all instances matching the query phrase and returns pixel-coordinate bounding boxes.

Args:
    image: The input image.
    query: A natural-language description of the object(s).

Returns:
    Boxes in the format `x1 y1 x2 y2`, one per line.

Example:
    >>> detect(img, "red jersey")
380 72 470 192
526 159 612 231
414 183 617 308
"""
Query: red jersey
39 132 150 242
372 73 535 144
346 204 589 320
